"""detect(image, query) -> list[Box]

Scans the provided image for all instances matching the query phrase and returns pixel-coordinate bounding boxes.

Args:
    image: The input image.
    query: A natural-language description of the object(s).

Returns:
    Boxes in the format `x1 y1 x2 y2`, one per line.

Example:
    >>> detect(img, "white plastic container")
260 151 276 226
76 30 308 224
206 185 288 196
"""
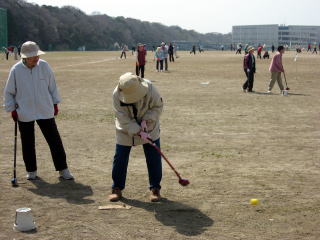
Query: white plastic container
13 208 36 232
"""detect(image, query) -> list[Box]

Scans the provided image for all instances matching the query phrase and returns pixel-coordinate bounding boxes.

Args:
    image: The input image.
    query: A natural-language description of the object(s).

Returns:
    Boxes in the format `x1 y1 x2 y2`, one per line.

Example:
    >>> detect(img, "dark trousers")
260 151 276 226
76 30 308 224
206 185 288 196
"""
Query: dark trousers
242 70 255 91
164 58 168 70
112 139 162 190
135 65 145 78
120 51 126 59
156 60 163 71
18 118 67 172
169 53 174 62
6 52 9 60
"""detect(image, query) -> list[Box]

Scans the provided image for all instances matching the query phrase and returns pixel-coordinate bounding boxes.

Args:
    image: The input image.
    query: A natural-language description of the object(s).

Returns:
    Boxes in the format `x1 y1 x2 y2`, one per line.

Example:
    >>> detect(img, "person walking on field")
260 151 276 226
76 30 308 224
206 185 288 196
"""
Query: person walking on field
135 43 147 78
13 46 19 60
168 43 174 62
242 46 256 93
236 44 242 54
161 42 169 71
4 47 9 60
3 41 74 180
267 46 285 94
190 45 196 55
120 44 128 59
307 43 311 52
257 45 263 59
109 72 163 202
312 45 317 54
154 47 164 72
271 44 275 53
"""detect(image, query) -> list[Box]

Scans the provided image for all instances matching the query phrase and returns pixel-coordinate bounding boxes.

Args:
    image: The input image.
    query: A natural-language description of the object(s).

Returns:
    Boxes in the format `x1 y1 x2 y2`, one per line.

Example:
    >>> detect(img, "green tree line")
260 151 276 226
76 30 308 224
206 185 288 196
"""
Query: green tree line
0 0 231 50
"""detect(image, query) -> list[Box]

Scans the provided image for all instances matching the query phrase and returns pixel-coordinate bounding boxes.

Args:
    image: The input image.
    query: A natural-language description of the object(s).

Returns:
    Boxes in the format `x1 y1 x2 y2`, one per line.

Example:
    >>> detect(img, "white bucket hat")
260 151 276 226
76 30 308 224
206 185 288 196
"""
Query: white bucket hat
247 46 255 52
20 41 45 58
118 72 148 104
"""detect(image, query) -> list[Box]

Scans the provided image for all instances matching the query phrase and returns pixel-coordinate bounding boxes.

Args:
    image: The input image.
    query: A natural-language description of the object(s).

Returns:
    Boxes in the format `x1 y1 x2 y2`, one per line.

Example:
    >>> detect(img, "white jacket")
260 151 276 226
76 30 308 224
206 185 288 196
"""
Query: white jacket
3 59 61 122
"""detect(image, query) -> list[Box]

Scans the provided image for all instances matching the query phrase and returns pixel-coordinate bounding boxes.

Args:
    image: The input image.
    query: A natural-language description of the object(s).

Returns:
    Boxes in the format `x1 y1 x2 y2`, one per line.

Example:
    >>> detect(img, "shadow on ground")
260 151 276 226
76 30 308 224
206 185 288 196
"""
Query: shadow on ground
121 197 214 236
27 177 94 204
250 91 308 96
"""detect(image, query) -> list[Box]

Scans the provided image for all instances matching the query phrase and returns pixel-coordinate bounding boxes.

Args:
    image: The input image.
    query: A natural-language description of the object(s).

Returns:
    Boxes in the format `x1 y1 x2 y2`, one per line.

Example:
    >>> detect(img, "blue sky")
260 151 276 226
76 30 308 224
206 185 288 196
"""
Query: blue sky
26 0 320 34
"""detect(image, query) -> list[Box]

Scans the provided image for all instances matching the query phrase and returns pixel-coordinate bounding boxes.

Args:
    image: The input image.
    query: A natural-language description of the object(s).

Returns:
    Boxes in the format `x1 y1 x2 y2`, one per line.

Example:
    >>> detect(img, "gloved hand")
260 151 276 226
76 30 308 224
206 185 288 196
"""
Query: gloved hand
11 110 18 122
141 120 147 132
54 104 58 116
247 69 250 73
139 131 150 141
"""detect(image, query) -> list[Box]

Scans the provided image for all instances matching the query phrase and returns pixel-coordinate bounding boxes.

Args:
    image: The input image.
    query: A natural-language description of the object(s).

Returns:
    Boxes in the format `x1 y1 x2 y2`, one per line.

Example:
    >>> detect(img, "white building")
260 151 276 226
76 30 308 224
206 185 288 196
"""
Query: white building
232 25 320 48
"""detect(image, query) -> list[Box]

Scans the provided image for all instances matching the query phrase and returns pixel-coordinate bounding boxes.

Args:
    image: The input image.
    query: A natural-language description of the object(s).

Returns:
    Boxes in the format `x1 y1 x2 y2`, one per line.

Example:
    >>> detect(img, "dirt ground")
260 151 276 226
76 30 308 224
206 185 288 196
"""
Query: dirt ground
0 49 319 240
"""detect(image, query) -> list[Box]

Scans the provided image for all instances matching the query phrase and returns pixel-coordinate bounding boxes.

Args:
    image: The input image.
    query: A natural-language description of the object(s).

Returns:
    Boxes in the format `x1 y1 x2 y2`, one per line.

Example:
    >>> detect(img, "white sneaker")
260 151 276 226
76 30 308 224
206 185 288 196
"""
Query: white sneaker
59 168 74 180
267 90 271 94
27 171 37 180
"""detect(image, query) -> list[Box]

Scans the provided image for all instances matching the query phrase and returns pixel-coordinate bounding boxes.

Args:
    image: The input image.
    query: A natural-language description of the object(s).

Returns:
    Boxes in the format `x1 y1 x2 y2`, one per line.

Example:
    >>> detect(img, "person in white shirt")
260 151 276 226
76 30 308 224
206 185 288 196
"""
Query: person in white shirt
3 41 74 180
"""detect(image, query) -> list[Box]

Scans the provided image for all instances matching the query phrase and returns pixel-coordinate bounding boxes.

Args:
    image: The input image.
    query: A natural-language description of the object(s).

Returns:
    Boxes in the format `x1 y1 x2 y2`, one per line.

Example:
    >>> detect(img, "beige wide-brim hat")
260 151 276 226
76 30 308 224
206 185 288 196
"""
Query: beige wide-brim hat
118 72 148 104
247 46 255 52
21 41 45 58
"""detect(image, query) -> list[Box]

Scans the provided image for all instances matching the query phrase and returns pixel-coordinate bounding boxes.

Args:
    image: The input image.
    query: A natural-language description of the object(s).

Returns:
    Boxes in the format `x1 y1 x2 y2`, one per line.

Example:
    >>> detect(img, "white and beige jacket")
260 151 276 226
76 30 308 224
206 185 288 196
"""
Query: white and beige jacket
113 81 163 146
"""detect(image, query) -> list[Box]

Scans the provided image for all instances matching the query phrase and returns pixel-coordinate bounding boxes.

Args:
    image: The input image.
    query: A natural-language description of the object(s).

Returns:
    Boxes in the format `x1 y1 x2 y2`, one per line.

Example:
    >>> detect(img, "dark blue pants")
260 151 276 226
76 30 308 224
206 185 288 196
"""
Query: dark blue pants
112 139 162 190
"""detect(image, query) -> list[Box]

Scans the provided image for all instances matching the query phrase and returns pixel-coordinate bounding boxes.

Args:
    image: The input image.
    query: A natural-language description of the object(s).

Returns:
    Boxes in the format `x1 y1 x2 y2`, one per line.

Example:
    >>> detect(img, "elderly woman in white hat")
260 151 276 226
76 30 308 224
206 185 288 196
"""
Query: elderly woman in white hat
109 72 163 202
3 41 73 180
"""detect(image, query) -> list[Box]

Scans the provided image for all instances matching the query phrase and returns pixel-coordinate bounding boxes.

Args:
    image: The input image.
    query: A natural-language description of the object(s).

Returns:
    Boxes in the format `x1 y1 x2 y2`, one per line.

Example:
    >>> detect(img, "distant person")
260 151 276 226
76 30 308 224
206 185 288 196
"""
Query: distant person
161 42 169 71
242 46 256 93
4 47 9 60
257 45 263 59
168 43 174 62
135 43 147 78
152 45 156 52
244 44 249 54
155 47 164 72
3 41 74 180
131 46 136 55
173 43 178 58
271 44 275 53
120 44 128 59
296 46 302 53
267 46 285 93
230 44 233 51
307 43 311 52
236 44 242 54
221 45 224 51
13 46 19 60
263 50 270 59
18 46 21 56
190 45 196 55
109 72 163 202
312 45 317 54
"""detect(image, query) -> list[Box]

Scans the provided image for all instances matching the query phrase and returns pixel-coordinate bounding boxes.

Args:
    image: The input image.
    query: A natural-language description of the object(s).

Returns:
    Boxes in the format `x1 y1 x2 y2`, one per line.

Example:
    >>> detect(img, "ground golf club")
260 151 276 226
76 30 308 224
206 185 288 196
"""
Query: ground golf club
11 121 18 187
146 139 190 186
283 71 290 90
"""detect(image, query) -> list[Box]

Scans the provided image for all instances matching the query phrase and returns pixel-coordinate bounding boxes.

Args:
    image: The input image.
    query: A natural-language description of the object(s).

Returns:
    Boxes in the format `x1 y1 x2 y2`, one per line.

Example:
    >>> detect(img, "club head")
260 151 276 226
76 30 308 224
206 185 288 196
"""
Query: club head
179 178 190 186
286 87 290 90
11 178 18 187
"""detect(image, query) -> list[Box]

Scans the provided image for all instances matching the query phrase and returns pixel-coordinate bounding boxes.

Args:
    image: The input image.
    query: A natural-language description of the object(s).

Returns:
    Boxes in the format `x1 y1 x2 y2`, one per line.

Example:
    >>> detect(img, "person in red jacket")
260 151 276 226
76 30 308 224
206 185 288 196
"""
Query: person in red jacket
307 43 311 52
135 43 147 78
257 45 263 59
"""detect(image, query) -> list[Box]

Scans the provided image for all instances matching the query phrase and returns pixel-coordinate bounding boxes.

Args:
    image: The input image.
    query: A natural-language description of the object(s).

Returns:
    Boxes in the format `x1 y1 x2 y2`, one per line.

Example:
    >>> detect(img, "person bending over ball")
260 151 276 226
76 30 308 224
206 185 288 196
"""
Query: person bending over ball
109 72 163 202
